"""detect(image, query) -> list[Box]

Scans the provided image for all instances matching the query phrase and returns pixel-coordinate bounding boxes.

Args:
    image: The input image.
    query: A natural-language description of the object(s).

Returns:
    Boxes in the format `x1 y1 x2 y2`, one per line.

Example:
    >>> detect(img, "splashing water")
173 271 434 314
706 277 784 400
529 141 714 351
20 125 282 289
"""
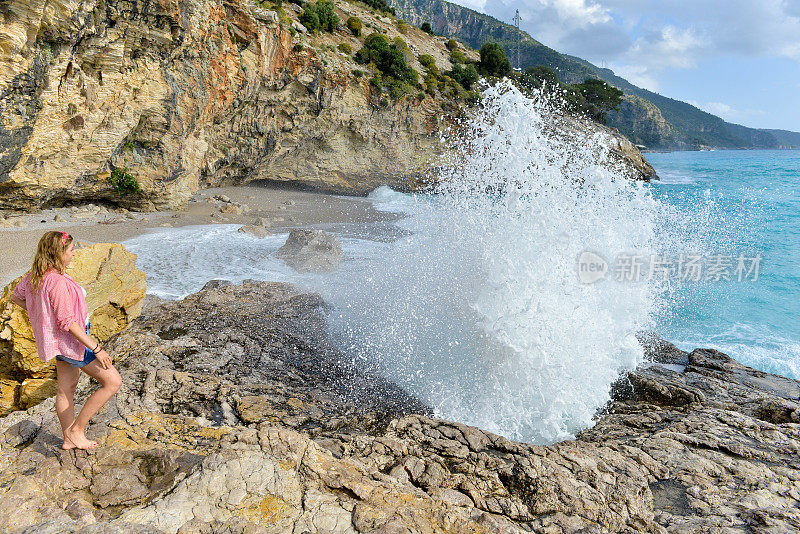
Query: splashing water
324 82 678 443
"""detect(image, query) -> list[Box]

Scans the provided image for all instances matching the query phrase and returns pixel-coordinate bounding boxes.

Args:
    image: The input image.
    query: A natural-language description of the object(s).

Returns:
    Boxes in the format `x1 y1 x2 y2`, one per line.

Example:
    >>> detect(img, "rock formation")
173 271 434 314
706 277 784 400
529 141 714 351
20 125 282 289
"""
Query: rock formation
0 243 146 414
0 0 460 211
1 281 798 532
276 228 343 273
0 0 655 212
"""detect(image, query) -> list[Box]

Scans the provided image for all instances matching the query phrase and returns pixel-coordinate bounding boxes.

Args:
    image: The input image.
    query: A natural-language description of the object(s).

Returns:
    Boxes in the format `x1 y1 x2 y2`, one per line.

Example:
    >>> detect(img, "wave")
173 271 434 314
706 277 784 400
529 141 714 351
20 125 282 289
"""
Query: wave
322 82 689 443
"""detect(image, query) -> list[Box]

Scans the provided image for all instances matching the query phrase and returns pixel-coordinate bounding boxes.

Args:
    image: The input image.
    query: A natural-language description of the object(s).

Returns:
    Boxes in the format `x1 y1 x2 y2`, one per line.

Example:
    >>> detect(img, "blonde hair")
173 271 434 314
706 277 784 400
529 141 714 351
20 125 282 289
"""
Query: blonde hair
29 231 73 294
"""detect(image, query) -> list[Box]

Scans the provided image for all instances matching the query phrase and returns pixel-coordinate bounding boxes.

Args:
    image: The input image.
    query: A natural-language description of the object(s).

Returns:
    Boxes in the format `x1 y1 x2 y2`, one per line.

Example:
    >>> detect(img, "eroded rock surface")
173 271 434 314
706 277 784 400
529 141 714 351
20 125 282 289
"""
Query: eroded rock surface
0 282 797 533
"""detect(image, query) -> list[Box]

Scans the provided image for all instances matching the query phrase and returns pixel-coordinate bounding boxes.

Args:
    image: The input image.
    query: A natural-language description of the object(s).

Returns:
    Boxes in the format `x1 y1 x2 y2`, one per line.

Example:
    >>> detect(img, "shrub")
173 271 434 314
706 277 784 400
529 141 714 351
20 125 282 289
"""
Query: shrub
352 69 364 77
346 16 362 36
423 72 440 94
293 43 304 52
338 42 352 54
446 38 458 51
421 22 433 34
478 42 511 77
356 33 419 100
418 54 436 71
108 167 140 195
300 0 338 33
299 10 319 32
396 20 408 34
449 49 466 65
444 62 478 90
392 36 408 51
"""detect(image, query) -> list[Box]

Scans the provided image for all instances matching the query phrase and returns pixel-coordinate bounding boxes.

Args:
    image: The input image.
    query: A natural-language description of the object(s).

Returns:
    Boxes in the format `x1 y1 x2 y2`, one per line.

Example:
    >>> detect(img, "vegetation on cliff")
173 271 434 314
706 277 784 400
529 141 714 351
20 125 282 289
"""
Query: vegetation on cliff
518 66 623 124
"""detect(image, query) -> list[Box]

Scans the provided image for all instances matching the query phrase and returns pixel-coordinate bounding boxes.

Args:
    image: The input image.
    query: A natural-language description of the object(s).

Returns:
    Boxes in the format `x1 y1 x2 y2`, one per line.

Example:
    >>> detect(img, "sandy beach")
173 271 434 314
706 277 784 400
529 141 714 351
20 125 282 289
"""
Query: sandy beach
0 183 396 287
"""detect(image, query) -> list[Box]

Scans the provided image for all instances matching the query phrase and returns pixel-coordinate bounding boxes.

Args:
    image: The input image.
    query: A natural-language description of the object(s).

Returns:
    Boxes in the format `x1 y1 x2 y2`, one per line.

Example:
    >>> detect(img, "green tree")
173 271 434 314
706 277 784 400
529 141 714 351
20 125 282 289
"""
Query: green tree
355 33 419 99
575 78 623 123
300 0 338 33
299 9 319 32
421 22 433 34
478 42 511 77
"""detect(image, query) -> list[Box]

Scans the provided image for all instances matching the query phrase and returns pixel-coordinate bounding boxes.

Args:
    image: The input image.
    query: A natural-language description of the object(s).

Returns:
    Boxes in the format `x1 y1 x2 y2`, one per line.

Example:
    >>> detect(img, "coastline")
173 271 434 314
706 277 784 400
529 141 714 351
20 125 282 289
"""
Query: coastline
0 183 398 287
1 280 799 532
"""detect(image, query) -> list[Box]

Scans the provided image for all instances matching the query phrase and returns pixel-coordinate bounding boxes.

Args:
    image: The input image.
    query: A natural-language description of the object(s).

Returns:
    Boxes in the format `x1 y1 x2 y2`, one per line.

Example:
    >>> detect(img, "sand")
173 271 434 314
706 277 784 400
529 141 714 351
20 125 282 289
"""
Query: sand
0 183 398 286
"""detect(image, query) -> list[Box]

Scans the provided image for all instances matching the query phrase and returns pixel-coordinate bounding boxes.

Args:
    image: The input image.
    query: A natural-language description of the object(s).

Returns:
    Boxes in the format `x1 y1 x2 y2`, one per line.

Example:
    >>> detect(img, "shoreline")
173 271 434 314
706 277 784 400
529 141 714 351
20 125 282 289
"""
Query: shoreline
2 280 799 532
0 183 398 287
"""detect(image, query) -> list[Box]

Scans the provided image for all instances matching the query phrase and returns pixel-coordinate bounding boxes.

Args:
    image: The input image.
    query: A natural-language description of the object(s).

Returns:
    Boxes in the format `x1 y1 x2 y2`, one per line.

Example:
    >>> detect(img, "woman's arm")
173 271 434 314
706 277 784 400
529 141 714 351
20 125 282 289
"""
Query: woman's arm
67 322 112 370
10 295 27 310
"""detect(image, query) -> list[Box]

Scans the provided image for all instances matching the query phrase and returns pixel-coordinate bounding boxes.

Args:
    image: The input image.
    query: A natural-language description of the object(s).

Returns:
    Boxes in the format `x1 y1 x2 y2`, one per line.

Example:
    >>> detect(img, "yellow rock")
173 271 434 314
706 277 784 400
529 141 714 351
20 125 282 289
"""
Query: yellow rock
19 377 58 409
0 243 146 412
0 378 20 416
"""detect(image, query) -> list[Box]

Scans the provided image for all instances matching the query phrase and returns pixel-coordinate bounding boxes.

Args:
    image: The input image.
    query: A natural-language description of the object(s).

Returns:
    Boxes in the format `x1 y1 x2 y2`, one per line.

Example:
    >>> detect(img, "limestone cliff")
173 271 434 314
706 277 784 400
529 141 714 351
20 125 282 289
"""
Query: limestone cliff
0 0 654 211
0 0 458 210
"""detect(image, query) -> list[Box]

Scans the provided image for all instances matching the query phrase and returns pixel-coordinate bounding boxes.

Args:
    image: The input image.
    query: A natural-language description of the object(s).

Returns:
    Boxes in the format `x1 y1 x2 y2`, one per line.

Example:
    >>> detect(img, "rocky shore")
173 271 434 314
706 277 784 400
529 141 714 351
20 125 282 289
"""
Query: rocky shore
1 281 798 533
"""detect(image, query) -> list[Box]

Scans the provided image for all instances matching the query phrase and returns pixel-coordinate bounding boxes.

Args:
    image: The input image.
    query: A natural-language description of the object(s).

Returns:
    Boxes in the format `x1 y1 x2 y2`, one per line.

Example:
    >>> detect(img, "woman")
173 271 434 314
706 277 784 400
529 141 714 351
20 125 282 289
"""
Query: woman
10 231 121 450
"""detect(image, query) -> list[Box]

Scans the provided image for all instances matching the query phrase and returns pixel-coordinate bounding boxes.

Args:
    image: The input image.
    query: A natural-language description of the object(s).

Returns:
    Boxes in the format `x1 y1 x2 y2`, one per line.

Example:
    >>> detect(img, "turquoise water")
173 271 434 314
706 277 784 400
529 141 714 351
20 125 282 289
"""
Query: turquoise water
646 149 800 378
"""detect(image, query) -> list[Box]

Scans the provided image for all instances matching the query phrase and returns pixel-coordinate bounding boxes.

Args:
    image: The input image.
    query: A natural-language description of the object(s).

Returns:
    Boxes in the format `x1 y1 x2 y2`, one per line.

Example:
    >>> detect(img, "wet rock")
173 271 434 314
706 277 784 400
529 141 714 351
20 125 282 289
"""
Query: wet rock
276 229 343 273
237 225 270 238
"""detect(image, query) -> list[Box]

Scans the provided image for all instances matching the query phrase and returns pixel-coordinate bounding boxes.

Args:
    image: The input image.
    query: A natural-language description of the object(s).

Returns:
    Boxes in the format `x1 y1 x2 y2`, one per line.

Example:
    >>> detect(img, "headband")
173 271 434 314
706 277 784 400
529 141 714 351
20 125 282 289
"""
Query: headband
61 232 70 245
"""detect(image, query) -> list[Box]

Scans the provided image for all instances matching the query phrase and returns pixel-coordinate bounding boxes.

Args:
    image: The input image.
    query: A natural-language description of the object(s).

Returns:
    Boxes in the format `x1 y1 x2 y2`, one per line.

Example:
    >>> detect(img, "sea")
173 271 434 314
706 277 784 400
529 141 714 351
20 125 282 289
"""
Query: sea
122 83 800 444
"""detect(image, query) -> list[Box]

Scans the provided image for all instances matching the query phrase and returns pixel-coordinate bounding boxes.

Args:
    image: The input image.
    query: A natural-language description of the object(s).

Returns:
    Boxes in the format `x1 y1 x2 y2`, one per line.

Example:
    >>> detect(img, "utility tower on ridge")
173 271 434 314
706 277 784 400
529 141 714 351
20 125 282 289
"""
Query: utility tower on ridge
513 9 521 71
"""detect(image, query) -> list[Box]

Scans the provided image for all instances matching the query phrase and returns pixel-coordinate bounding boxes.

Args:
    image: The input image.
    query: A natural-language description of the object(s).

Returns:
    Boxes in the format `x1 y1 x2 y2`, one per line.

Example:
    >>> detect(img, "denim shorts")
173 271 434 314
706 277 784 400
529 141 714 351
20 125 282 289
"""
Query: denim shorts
55 323 97 368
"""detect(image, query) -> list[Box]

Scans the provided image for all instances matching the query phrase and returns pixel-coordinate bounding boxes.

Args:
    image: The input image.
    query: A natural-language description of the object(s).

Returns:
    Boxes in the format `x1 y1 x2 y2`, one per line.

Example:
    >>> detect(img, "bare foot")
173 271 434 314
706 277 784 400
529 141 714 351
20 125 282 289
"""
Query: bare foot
61 435 76 450
64 425 98 450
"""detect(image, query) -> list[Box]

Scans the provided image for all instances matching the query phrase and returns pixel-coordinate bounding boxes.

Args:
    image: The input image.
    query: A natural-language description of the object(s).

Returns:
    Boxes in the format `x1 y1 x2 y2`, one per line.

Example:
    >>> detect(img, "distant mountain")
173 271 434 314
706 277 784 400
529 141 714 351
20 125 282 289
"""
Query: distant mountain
392 0 800 150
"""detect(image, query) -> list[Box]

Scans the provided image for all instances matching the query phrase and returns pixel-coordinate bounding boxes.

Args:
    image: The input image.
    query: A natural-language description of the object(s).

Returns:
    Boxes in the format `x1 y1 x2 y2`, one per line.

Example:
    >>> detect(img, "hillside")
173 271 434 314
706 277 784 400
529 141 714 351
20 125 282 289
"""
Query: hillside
0 0 654 211
392 0 800 150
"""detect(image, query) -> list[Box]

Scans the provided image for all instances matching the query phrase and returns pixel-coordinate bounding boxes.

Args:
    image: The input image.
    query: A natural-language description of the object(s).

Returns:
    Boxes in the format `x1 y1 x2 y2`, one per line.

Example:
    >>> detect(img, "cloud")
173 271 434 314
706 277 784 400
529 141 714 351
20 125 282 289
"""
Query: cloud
461 0 800 80
481 0 631 61
452 0 487 10
625 25 707 69
685 100 767 122
702 102 735 117
608 63 659 91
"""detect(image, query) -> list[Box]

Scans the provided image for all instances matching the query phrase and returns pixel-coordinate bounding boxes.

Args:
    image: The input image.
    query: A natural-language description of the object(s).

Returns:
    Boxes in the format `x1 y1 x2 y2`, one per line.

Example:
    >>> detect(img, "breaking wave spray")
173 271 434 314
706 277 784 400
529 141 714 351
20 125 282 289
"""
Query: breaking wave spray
325 82 683 443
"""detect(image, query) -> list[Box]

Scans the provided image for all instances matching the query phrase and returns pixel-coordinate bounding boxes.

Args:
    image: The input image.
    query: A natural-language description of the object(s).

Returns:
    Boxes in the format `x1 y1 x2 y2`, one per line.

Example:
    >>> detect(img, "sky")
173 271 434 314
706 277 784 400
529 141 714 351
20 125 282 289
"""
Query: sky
448 0 800 132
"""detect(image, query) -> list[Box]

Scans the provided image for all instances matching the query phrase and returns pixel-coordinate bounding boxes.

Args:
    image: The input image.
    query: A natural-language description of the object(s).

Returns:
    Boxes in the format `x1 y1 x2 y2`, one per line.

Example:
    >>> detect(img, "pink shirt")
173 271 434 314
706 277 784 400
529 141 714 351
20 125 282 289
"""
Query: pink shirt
13 270 89 361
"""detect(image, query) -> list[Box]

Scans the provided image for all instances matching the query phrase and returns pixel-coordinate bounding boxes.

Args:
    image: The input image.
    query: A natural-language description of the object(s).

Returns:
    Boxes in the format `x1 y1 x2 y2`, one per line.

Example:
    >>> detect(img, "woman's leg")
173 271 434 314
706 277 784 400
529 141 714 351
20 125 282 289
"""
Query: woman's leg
55 360 81 449
64 360 122 449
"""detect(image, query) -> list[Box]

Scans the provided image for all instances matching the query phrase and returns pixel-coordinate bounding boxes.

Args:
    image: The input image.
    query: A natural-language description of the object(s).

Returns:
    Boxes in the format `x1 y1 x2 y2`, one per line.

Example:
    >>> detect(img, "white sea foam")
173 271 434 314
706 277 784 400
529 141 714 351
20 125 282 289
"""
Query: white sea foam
322 82 680 443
